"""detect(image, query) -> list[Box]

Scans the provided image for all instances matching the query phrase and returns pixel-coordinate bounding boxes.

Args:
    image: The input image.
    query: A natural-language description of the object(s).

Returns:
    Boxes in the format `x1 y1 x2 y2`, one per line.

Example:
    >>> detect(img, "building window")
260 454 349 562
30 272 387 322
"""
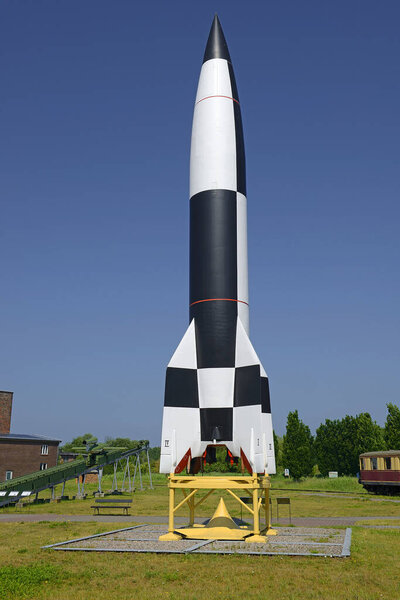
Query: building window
5 471 13 480
371 457 378 470
40 463 48 470
41 445 49 455
385 457 391 470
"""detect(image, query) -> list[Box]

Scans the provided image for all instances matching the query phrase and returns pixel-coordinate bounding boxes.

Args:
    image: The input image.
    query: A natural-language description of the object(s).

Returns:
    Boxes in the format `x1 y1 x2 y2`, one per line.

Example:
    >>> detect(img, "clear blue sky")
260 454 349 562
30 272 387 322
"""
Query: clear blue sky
1 1 399 446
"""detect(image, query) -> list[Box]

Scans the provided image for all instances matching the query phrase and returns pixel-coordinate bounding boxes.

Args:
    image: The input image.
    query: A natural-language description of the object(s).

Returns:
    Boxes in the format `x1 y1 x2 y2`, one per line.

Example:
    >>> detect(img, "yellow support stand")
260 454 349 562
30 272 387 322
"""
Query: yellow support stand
159 473 277 542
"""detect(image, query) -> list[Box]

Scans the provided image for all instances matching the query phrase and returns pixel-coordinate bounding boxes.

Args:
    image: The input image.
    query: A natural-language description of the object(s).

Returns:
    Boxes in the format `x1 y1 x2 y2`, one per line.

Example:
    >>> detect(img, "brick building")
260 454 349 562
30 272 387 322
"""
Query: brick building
0 391 61 481
0 391 12 435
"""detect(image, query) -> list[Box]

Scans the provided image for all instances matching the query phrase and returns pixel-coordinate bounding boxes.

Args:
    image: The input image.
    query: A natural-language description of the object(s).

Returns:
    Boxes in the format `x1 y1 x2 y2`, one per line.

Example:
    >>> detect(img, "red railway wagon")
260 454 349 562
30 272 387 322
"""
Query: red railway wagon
359 450 400 494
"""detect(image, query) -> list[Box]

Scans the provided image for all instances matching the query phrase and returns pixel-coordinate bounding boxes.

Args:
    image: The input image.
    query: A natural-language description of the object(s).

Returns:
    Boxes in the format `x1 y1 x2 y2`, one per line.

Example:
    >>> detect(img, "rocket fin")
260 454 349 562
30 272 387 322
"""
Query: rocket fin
235 317 264 369
234 318 276 474
160 320 200 474
160 408 201 473
168 319 197 369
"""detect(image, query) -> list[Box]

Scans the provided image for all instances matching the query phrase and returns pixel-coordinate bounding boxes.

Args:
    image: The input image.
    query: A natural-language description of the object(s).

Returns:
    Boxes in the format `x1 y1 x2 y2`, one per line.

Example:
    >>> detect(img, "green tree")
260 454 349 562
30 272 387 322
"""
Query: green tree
273 430 282 472
103 437 149 451
282 411 314 479
148 446 160 461
203 446 240 473
337 415 358 475
314 419 341 476
315 413 384 476
102 438 150 473
60 433 98 452
354 413 385 455
384 403 400 449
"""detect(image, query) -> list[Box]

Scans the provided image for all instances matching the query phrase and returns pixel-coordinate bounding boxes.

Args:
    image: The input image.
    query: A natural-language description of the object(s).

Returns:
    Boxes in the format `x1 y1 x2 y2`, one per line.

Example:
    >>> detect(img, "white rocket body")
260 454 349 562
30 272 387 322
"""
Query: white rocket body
160 17 275 476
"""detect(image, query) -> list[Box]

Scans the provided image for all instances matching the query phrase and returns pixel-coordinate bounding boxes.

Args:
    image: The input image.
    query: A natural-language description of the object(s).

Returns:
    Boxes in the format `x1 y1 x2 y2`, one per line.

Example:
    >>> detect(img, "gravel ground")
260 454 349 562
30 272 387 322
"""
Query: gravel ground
45 524 350 557
112 525 168 540
197 540 343 556
65 538 197 553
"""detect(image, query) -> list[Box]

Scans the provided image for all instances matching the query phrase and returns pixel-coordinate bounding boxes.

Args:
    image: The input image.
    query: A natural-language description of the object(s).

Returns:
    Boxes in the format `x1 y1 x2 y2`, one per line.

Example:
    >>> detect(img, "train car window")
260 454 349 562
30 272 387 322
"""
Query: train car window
385 457 391 470
362 458 367 470
371 458 378 470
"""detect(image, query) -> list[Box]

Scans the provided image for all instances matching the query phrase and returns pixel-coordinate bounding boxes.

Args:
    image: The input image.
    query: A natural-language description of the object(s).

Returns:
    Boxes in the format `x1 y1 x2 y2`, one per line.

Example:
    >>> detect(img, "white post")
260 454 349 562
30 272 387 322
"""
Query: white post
138 455 143 490
122 459 128 491
132 455 138 489
98 468 103 494
127 459 131 492
146 448 153 489
112 461 118 492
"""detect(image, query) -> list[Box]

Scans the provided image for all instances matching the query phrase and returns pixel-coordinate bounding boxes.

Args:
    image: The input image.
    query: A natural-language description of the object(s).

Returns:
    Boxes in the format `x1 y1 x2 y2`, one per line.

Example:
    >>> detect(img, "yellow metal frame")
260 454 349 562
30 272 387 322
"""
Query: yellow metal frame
159 473 276 542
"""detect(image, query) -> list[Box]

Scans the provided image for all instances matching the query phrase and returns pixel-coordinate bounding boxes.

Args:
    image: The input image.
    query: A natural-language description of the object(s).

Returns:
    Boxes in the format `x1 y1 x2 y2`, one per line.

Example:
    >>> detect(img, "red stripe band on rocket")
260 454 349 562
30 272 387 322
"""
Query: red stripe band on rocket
189 299 249 306
195 95 240 105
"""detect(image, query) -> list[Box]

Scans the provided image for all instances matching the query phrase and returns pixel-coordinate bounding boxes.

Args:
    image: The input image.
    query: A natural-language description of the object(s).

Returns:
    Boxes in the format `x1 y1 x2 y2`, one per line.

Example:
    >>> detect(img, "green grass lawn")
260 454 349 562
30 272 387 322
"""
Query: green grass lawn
1 477 399 599
271 474 366 493
0 521 398 600
3 474 399 519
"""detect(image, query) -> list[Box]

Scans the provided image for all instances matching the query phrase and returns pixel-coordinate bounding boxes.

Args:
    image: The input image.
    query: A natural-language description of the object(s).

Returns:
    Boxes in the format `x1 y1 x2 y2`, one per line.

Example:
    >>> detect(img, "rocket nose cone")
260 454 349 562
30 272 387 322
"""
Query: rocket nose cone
203 15 231 63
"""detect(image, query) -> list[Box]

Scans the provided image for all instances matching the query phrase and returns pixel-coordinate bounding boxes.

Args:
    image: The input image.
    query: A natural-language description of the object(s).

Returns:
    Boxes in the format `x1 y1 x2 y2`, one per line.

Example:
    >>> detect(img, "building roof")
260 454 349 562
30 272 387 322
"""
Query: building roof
0 433 61 443
360 450 400 458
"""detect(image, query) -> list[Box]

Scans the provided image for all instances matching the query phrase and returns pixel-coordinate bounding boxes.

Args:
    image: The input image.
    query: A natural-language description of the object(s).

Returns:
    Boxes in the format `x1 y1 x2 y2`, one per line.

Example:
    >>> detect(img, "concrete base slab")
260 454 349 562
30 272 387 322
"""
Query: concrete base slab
43 524 352 557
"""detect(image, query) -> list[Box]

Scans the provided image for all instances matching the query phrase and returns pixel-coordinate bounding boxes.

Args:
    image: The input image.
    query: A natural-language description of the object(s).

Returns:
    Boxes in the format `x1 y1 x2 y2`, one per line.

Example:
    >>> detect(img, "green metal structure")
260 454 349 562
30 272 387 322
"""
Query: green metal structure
0 445 152 505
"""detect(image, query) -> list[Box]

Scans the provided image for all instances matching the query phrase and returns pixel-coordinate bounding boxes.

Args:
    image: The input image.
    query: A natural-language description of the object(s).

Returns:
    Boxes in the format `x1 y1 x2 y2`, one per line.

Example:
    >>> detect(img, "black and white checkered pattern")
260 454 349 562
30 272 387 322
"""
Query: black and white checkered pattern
160 16 275 475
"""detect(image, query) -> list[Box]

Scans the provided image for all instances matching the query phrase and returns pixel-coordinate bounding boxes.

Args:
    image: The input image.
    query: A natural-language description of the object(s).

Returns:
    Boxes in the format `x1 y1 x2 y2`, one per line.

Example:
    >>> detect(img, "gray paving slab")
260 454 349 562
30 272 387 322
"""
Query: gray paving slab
355 525 400 529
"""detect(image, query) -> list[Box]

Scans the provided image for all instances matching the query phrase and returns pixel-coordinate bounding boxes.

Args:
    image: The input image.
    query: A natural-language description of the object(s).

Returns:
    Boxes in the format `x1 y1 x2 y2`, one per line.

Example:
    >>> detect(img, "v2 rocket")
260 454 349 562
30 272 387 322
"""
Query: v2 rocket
160 16 275 475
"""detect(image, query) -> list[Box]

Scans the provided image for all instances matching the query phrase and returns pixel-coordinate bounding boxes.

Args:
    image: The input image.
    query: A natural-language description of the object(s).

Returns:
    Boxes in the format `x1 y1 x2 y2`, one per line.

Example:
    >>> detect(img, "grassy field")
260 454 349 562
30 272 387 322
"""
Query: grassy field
3 474 399 519
271 474 366 493
0 521 399 599
1 476 399 599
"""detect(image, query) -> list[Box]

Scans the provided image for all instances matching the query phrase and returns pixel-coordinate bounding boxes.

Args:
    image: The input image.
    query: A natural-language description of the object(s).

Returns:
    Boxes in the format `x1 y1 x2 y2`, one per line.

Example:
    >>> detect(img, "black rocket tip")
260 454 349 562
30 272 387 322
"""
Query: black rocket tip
203 14 231 63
